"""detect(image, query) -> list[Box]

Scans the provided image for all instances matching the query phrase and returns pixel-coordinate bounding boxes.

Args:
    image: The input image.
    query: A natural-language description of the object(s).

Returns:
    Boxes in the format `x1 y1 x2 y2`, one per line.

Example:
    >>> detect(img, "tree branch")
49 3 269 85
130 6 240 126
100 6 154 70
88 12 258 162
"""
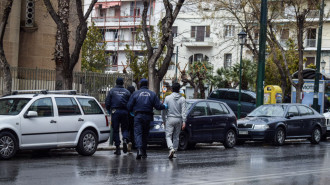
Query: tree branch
43 0 62 26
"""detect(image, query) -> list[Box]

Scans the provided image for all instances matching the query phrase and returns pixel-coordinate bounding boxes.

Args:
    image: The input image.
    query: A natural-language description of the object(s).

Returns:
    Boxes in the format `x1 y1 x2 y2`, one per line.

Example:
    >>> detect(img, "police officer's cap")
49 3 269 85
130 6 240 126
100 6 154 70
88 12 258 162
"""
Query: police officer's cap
116 77 124 85
140 79 148 87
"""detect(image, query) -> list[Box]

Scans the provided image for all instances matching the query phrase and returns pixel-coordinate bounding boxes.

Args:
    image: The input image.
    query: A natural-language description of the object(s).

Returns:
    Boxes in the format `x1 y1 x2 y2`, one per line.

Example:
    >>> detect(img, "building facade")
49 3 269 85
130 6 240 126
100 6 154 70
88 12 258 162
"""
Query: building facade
85 0 157 73
3 0 81 70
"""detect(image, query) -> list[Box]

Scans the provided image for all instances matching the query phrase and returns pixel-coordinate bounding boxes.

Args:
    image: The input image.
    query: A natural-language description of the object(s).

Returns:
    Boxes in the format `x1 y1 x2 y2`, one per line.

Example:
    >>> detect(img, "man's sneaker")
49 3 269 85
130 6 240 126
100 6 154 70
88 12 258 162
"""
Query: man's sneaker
173 153 177 158
168 149 175 159
127 142 132 153
123 139 128 154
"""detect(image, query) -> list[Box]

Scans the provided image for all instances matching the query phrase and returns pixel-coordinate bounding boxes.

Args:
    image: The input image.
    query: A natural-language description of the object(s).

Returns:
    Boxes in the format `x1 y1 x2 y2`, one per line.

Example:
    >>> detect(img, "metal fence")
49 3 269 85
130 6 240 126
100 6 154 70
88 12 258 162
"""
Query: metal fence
0 67 133 102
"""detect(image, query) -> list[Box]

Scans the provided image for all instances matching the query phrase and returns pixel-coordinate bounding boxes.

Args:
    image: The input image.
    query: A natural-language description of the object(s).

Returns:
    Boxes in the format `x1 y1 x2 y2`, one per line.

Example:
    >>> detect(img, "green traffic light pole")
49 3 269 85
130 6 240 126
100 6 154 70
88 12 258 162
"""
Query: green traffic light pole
238 43 244 119
256 0 268 107
312 0 325 113
237 30 247 119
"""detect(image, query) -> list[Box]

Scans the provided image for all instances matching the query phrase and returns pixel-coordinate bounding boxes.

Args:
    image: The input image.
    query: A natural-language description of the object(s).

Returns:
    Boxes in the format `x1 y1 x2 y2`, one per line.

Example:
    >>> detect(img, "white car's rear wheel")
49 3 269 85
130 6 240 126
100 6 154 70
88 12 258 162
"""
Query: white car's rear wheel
76 130 98 156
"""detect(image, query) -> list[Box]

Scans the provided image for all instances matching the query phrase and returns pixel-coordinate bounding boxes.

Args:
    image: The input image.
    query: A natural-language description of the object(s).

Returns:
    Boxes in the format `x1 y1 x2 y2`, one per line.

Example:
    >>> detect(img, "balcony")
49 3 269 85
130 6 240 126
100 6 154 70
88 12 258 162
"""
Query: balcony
92 16 150 27
105 40 143 51
182 37 214 47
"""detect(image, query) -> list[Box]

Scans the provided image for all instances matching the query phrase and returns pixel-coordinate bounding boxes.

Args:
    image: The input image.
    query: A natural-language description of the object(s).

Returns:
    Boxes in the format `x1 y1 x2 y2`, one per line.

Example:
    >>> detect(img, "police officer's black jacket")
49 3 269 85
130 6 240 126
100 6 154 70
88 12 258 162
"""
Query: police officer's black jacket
105 85 131 112
127 86 165 113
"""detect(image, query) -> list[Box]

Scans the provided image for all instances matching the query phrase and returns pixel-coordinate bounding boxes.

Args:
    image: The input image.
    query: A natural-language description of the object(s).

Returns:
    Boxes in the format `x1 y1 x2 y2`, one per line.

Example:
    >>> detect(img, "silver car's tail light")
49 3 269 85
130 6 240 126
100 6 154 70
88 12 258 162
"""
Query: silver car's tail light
105 115 109 127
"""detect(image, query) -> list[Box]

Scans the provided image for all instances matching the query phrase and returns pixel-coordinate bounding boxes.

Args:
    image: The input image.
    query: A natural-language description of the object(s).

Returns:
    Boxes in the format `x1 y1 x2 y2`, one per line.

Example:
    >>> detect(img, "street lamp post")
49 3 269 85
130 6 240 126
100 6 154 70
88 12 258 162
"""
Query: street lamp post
237 30 247 119
321 60 326 74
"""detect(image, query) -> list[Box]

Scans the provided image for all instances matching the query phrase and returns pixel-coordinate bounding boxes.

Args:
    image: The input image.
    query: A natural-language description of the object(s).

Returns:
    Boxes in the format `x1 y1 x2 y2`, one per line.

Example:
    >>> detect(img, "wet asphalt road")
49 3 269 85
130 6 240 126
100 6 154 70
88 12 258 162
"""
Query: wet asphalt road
2 141 330 185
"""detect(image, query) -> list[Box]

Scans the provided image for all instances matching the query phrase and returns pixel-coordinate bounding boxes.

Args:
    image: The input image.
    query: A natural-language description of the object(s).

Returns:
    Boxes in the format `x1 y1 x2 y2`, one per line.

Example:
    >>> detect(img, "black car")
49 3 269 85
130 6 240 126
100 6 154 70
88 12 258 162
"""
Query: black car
148 99 238 150
208 88 256 118
237 104 326 145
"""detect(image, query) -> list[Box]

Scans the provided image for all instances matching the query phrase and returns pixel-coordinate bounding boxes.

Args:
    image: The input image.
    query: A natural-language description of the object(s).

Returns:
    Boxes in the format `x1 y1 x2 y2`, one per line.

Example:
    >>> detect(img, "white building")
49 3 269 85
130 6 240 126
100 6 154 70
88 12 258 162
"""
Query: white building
84 0 253 97
84 0 159 73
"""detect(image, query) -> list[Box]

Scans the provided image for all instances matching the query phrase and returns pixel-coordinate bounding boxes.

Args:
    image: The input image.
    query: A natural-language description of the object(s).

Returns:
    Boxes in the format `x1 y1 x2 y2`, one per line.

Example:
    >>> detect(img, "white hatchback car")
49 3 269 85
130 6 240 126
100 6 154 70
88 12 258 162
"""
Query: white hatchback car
0 90 110 159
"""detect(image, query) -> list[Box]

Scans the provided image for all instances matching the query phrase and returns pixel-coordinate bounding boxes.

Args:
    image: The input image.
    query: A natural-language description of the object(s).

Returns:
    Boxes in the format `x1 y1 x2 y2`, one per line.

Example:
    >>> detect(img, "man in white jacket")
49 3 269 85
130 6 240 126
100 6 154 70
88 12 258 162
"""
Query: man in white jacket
162 82 187 159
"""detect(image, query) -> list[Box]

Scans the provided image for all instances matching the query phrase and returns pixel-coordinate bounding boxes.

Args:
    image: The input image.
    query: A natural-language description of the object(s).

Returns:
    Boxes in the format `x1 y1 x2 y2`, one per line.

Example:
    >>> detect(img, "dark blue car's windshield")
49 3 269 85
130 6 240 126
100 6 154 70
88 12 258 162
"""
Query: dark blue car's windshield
248 105 287 117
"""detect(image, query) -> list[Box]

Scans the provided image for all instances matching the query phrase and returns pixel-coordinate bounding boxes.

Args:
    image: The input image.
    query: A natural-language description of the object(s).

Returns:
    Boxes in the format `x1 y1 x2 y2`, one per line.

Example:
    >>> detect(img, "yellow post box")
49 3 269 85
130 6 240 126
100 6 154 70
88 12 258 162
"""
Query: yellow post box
264 85 283 104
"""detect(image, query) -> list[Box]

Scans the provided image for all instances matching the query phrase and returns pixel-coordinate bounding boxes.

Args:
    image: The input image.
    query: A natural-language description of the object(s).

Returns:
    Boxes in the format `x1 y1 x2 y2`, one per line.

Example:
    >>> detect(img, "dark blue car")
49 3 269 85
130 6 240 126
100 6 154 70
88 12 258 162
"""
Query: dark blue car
237 104 326 145
148 99 238 150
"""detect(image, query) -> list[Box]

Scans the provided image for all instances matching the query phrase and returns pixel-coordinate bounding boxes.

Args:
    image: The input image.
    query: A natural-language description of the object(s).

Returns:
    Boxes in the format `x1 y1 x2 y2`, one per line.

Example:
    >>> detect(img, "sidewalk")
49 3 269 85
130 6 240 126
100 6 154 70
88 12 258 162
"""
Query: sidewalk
97 139 116 150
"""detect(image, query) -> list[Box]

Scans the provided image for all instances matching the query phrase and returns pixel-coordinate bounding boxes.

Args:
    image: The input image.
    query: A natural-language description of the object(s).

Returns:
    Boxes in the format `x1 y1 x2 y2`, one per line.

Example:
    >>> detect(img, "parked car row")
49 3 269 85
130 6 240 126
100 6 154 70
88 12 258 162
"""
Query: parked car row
0 90 110 160
1 89 328 160
148 90 327 150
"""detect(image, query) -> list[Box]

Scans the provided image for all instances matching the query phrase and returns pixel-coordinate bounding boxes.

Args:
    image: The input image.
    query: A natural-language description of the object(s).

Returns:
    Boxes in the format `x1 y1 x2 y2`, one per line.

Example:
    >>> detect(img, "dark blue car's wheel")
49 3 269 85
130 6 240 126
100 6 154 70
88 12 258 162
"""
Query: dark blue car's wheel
310 127 321 144
273 127 285 146
178 131 188 151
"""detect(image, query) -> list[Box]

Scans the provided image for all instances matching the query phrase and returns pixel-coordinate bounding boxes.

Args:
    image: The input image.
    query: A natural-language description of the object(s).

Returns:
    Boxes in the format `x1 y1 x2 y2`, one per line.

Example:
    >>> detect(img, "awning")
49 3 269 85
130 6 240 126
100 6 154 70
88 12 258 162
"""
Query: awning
95 2 121 9
292 68 330 80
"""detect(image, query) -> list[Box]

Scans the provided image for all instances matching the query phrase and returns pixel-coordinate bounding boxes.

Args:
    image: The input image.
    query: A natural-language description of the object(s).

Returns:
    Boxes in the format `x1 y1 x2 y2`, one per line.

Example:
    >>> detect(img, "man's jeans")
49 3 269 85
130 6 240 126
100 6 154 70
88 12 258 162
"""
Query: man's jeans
165 117 182 151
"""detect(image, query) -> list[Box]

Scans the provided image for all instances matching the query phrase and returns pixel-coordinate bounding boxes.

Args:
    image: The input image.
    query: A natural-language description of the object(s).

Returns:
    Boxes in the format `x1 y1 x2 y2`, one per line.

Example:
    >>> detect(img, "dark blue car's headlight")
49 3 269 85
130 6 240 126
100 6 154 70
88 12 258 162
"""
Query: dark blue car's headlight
253 124 269 130
153 123 164 130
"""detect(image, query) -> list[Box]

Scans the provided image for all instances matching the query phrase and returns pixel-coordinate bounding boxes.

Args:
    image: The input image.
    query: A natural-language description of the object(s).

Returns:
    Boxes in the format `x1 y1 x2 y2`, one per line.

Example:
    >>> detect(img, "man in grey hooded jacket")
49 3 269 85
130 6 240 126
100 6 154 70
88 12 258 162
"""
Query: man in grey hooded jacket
162 82 187 159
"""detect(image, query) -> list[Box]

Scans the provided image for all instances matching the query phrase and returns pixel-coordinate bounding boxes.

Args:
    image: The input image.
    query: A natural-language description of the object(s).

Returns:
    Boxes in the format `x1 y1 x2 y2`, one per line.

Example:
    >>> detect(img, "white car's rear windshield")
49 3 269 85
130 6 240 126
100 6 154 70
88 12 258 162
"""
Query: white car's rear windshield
0 98 31 115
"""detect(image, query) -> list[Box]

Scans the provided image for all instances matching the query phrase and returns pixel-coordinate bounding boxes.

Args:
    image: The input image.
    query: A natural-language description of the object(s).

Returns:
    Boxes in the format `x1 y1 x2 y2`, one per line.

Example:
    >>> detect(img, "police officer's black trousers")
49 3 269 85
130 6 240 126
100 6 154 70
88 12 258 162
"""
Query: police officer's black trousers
134 113 152 151
111 109 129 146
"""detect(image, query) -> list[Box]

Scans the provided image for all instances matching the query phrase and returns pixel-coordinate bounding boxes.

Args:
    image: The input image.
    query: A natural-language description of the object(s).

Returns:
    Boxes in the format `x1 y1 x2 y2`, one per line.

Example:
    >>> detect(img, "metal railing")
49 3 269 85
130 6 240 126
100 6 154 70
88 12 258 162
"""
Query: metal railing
91 15 150 23
0 67 133 102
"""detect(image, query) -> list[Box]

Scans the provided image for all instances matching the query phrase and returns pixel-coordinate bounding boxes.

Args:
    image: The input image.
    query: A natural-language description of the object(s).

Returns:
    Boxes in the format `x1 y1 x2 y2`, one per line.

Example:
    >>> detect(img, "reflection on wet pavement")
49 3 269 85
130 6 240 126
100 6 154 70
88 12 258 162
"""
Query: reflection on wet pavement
1 142 330 184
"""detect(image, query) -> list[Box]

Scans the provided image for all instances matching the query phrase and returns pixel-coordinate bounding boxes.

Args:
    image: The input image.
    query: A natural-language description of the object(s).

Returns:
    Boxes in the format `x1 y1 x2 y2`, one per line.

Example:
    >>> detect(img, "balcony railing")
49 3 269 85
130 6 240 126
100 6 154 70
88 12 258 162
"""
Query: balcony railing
92 15 150 23
182 37 214 47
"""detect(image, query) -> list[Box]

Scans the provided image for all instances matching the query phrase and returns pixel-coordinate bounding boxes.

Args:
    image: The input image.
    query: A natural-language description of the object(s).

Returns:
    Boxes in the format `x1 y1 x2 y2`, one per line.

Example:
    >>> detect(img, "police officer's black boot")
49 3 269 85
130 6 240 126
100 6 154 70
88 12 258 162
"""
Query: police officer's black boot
114 146 121 155
136 149 142 160
142 149 147 159
123 139 128 154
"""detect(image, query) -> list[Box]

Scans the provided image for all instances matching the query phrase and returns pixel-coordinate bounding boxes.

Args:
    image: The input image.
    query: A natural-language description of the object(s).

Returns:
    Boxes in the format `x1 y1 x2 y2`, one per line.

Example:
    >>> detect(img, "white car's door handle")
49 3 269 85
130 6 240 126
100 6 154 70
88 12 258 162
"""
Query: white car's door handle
50 120 57 124
78 118 84 122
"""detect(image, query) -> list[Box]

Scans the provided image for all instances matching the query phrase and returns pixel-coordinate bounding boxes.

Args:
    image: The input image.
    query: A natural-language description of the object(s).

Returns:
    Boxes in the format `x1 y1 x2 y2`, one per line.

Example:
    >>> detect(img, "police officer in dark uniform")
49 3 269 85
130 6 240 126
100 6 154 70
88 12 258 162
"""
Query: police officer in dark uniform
127 79 167 159
105 77 131 155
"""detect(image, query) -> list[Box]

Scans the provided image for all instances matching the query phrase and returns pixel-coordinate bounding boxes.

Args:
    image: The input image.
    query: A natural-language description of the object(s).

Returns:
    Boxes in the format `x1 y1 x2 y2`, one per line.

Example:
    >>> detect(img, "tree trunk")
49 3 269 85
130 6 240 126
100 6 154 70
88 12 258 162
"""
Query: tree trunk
0 54 11 95
295 13 305 103
44 0 97 90
199 81 205 99
193 86 199 99
0 0 14 95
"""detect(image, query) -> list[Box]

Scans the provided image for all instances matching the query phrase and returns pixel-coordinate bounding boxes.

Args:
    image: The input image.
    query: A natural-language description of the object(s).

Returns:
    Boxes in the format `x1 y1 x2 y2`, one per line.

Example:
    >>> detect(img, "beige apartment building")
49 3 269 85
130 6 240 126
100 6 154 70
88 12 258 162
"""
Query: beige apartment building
2 0 80 70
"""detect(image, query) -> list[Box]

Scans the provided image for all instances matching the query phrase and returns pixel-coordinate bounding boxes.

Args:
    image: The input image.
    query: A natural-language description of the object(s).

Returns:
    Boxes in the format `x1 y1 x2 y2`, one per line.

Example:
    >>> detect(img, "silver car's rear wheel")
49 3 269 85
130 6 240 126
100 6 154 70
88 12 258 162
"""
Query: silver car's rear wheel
0 132 18 160
76 130 98 156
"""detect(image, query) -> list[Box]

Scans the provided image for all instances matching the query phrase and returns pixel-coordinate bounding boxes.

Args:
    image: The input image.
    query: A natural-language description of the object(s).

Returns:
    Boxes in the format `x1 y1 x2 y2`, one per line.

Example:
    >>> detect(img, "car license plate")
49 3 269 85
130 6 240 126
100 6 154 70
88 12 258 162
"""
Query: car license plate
239 131 248 135
327 127 330 131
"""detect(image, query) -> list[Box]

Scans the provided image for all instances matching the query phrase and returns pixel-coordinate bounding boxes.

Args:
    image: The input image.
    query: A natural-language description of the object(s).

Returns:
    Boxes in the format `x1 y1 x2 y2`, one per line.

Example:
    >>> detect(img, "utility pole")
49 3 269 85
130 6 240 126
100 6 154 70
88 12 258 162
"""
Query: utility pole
312 0 325 113
256 0 268 107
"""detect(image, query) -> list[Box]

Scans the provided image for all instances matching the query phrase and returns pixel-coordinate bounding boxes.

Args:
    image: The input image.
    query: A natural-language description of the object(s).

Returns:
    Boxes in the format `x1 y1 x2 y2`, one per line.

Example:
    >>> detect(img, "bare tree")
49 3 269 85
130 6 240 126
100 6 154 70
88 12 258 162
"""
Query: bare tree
0 0 14 95
43 0 97 90
141 0 185 94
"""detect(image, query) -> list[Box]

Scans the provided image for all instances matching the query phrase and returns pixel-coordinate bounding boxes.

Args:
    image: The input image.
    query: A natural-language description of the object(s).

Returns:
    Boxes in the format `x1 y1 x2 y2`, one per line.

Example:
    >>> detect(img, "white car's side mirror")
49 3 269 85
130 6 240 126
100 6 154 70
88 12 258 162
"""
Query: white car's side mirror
24 111 38 118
